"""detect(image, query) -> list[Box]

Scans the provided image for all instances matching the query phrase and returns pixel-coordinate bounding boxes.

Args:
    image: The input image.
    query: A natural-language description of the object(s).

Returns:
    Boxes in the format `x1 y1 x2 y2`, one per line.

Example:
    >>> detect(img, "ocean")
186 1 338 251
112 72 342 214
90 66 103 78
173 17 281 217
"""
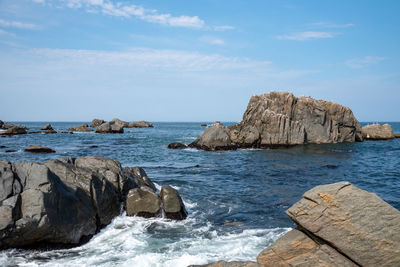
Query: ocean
1 122 399 266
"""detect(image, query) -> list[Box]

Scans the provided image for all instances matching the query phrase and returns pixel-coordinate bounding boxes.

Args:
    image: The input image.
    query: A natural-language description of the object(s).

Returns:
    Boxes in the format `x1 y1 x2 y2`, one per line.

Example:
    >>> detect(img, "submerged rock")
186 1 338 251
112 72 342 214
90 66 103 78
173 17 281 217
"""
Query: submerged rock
362 123 395 140
0 126 27 135
168 142 187 149
127 121 153 128
90 118 105 128
25 145 55 153
190 92 363 150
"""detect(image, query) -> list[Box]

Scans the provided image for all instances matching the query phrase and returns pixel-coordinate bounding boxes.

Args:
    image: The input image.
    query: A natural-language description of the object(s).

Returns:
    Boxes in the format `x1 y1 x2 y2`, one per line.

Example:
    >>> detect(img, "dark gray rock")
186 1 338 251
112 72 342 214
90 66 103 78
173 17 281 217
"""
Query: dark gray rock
127 121 153 128
362 123 395 140
90 119 105 128
95 121 124 134
160 185 187 220
168 142 187 149
25 145 55 153
0 120 3 129
190 92 363 150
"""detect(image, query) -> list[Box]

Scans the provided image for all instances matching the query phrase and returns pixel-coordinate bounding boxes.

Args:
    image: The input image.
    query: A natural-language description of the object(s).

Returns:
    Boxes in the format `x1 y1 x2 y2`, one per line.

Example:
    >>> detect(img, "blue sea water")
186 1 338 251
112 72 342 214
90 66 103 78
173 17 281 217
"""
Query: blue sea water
0 122 399 266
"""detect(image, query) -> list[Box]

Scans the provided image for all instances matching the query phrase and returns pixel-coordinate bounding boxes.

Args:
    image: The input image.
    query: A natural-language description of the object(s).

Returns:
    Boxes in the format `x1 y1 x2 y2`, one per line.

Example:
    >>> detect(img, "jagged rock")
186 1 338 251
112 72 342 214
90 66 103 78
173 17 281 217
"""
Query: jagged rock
190 92 363 150
362 123 395 140
130 167 157 192
0 156 159 248
125 188 161 217
257 229 357 266
190 261 260 267
25 145 55 153
127 121 153 128
41 124 53 130
160 185 187 220
168 142 187 149
0 126 27 135
95 121 124 134
90 119 105 128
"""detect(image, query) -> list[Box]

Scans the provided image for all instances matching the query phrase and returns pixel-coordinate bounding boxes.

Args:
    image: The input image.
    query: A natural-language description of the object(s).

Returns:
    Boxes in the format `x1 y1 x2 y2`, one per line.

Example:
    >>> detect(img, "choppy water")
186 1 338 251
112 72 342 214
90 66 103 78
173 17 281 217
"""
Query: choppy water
0 122 399 266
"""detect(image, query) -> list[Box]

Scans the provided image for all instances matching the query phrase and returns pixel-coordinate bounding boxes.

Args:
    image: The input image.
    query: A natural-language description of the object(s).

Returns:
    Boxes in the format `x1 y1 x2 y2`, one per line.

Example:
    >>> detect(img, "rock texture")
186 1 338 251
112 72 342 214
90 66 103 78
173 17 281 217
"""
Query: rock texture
67 124 93 132
202 182 400 267
362 123 395 140
0 156 186 248
190 92 363 150
127 121 153 128
41 124 53 130
95 121 124 134
90 119 105 128
24 145 55 153
168 142 188 149
160 185 188 220
0 126 27 135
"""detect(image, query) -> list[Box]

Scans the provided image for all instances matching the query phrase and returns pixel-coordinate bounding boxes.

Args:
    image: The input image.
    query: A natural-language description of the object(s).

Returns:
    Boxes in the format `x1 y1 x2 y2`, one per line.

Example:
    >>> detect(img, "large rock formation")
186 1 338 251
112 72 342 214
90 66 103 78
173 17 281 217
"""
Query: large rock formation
200 182 400 267
90 119 105 128
127 121 154 128
95 121 124 134
0 156 186 248
362 123 395 140
190 92 363 150
0 126 27 135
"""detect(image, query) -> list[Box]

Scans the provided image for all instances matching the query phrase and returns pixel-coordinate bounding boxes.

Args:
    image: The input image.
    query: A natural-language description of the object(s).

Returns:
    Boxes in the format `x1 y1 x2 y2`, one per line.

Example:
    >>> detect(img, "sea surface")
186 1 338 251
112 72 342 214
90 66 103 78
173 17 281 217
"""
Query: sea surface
0 122 399 267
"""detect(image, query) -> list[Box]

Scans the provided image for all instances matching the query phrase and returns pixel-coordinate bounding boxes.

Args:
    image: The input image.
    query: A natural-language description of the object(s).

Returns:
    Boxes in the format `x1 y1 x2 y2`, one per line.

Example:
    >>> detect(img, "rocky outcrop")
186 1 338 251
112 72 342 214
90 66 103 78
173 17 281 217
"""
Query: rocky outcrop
0 156 186 248
168 142 188 149
127 121 153 128
24 145 55 153
202 182 400 267
362 123 395 140
90 119 105 128
0 126 27 135
110 118 129 128
95 121 124 134
67 124 93 132
160 185 187 220
41 124 53 130
190 92 363 150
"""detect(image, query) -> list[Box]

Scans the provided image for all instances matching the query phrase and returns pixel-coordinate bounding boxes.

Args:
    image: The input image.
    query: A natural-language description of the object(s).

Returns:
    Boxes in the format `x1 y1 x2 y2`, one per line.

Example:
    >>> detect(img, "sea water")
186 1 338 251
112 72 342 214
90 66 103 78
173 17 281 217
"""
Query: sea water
0 122 399 266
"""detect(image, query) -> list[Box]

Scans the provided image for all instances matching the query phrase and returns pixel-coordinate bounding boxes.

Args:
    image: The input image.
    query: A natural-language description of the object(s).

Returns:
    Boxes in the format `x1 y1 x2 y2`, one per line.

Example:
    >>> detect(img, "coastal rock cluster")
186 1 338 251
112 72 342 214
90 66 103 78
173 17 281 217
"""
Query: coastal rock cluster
197 182 400 267
0 156 186 249
189 92 365 150
362 123 395 140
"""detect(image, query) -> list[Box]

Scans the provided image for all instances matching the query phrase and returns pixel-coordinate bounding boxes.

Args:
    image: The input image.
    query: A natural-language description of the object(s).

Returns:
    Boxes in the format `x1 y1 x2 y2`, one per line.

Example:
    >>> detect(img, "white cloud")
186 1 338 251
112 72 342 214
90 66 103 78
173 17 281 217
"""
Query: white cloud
0 29 16 37
0 19 37 29
311 22 355 28
213 25 235 31
61 0 205 28
277 31 335 41
200 36 225 46
345 56 385 69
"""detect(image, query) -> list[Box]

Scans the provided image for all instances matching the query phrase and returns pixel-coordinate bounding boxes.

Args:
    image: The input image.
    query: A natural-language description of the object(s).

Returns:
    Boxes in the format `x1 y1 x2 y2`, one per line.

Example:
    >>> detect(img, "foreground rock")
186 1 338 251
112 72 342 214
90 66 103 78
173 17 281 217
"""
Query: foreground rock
0 126 27 135
24 145 55 153
90 118 105 128
362 123 395 140
127 121 153 128
160 185 188 220
67 123 93 132
95 121 124 133
168 142 188 149
0 120 3 128
202 182 400 267
0 156 187 248
190 92 363 150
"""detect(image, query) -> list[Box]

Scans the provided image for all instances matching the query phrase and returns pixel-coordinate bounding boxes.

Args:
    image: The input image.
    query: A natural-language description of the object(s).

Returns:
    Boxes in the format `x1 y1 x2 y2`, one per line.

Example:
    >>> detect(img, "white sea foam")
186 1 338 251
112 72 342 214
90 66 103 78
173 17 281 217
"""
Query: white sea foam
0 213 290 267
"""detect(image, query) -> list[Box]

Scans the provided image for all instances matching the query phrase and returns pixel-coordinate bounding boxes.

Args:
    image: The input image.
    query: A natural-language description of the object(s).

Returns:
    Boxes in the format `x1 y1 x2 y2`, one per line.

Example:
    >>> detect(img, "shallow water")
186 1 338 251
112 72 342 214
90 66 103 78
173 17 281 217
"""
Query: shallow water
0 122 399 266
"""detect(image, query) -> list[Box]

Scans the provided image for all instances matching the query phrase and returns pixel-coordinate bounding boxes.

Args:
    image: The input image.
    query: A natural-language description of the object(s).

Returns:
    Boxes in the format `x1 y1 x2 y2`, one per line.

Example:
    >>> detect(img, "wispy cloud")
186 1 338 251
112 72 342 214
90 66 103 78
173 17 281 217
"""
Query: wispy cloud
59 0 205 29
311 22 355 28
345 56 385 68
213 25 235 31
0 29 16 37
277 31 335 41
200 36 225 46
0 19 37 29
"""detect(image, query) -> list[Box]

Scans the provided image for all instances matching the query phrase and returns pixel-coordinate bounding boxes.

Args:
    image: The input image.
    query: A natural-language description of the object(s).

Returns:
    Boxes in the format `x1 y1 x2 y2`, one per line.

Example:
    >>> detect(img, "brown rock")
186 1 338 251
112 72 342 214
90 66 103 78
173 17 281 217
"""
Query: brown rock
90 119 105 128
160 185 187 220
41 124 53 130
127 121 153 128
125 188 161 217
25 145 56 153
362 123 395 140
0 126 27 135
395 133 400 138
168 142 187 149
67 125 93 132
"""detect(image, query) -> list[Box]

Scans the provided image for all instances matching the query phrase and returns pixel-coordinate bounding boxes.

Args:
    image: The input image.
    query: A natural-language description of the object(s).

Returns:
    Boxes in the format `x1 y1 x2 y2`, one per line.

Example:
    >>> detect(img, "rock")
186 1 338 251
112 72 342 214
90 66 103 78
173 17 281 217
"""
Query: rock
257 229 357 267
395 133 400 138
362 123 395 140
111 118 129 128
2 122 15 129
0 126 27 135
168 142 187 149
127 121 153 128
0 120 3 128
190 261 259 267
190 92 363 150
130 167 157 192
285 181 400 266
125 188 161 217
0 146 6 149
160 185 187 220
189 122 236 151
41 124 53 130
90 119 105 128
0 156 160 248
95 121 124 134
25 145 56 153
67 124 93 132
5 150 17 153
201 123 207 127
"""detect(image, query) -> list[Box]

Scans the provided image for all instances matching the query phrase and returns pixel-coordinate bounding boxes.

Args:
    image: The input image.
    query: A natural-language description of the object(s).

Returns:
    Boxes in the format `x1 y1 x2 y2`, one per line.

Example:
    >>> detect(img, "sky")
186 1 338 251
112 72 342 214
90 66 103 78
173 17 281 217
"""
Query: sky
0 0 399 122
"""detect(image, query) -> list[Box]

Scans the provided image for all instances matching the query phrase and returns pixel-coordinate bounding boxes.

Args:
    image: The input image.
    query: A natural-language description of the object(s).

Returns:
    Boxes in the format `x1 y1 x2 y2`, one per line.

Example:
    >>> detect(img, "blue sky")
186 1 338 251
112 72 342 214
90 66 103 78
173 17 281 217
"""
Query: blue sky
0 0 399 122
